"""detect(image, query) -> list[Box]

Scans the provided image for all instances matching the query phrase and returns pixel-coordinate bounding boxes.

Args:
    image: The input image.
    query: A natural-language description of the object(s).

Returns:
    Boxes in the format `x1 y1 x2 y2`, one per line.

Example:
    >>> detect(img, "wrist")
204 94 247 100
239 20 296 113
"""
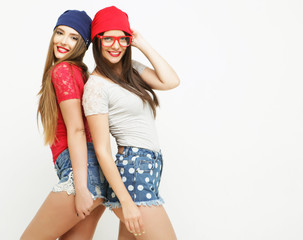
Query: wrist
74 183 88 191
135 39 150 51
119 196 134 206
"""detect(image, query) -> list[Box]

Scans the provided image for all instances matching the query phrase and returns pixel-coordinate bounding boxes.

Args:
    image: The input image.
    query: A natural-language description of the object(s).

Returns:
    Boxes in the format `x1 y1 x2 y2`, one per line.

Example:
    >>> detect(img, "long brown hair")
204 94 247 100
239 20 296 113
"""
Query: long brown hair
37 27 89 145
92 35 159 117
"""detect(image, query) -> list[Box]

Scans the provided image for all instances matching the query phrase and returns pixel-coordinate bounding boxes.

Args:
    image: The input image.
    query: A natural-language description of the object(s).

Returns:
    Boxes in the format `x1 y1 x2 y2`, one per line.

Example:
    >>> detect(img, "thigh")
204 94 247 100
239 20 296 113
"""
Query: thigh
118 221 136 240
60 204 106 240
138 205 176 240
21 192 103 240
113 205 176 240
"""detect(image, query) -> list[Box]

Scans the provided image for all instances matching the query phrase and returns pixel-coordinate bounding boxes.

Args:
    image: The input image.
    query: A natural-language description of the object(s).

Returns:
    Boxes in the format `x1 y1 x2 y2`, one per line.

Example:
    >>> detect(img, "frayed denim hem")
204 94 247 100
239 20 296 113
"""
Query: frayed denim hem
105 197 165 210
92 195 107 201
91 185 107 201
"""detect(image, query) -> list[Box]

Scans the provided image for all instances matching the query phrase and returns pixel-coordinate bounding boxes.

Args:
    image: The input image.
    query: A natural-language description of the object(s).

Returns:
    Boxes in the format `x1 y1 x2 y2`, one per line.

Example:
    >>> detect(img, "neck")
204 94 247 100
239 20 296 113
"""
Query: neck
110 61 122 75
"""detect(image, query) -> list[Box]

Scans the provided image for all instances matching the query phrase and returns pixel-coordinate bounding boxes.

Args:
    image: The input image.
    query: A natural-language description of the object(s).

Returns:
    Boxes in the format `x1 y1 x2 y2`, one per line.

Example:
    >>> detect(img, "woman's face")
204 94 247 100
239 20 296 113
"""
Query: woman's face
53 25 79 59
101 30 128 64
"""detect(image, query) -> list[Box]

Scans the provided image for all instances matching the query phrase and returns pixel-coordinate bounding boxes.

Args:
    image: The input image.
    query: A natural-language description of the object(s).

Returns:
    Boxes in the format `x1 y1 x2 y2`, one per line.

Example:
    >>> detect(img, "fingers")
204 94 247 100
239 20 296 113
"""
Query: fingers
76 208 91 219
138 217 145 235
83 208 91 216
128 221 136 235
133 221 141 237
124 220 132 233
76 211 85 219
125 217 145 237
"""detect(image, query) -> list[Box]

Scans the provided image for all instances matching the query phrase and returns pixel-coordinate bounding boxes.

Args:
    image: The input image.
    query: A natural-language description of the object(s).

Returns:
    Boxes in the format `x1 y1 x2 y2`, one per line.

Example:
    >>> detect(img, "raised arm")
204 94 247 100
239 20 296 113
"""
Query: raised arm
131 29 180 90
86 114 144 234
59 99 92 219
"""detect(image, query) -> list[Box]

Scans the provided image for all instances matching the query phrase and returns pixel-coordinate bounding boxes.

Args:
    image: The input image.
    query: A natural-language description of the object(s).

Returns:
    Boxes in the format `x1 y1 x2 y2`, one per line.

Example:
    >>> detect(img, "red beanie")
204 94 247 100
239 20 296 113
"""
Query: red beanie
91 6 132 40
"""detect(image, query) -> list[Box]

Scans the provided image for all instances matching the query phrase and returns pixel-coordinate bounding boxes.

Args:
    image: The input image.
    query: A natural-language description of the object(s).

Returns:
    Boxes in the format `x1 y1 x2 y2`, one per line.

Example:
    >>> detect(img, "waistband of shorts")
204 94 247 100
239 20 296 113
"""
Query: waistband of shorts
118 146 162 160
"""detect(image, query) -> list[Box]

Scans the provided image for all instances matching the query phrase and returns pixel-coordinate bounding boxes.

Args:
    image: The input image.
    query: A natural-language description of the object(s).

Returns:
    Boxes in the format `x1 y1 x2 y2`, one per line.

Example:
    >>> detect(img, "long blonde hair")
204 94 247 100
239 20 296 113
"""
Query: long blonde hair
37 27 89 145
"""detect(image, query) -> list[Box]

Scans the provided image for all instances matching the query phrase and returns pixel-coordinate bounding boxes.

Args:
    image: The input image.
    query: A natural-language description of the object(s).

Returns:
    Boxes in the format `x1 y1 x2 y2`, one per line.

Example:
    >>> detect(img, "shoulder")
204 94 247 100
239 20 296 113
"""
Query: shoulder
83 75 110 111
52 62 83 77
132 60 147 75
52 62 72 82
52 62 83 84
52 62 71 75
85 74 111 90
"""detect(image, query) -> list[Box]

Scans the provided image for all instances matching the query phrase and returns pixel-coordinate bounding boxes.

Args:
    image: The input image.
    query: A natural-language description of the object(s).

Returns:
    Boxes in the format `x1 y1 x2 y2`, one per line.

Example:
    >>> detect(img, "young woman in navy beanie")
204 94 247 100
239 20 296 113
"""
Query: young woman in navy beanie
21 10 107 239
83 6 180 239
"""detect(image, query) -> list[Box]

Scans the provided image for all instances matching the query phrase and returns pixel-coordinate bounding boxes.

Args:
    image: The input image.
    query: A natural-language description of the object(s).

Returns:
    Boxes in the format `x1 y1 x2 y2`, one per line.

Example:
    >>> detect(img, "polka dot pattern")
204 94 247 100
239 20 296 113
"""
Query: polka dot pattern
107 147 164 206
132 147 139 152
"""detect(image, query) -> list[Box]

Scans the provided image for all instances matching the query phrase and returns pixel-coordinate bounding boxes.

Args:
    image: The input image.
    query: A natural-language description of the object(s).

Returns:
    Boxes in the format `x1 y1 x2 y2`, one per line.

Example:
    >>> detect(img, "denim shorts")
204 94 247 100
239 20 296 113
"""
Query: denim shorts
52 142 108 200
106 146 164 209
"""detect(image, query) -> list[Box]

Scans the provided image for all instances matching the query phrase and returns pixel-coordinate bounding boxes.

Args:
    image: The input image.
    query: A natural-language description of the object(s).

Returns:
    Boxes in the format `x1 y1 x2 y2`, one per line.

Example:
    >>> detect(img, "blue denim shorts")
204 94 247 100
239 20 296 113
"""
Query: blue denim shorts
106 146 164 209
52 142 108 200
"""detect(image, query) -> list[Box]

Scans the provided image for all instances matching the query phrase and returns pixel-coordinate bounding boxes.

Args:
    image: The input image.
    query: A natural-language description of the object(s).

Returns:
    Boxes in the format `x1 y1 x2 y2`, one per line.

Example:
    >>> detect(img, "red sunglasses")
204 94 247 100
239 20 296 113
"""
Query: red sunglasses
97 35 133 47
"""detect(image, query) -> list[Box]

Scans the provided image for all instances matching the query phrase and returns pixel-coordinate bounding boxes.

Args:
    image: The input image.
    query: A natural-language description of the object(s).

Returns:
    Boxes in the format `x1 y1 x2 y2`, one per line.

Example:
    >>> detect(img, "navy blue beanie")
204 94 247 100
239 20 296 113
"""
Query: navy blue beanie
54 10 92 48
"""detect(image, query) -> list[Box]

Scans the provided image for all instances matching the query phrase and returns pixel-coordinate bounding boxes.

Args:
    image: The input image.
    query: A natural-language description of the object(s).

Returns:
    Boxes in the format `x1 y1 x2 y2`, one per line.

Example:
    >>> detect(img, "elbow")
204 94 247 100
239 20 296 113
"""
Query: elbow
174 76 181 88
167 76 180 90
67 127 86 136
95 147 111 163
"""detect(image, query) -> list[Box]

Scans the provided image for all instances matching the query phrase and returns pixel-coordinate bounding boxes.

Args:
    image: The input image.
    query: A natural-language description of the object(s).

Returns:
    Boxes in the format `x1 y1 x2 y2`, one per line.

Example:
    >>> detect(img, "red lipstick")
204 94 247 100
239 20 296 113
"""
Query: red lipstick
108 51 121 57
57 46 69 53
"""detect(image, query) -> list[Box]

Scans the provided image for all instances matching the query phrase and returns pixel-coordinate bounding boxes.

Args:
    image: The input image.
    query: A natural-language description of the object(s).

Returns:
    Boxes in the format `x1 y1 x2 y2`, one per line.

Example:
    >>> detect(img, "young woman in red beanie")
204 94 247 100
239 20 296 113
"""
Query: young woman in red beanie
21 10 107 240
83 6 180 239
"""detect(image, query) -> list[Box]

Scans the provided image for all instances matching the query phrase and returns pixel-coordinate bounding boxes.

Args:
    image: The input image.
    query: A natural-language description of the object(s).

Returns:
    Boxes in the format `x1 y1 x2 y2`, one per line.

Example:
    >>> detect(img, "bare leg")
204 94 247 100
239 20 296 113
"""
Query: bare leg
114 205 177 240
60 204 106 240
118 221 136 240
20 192 104 240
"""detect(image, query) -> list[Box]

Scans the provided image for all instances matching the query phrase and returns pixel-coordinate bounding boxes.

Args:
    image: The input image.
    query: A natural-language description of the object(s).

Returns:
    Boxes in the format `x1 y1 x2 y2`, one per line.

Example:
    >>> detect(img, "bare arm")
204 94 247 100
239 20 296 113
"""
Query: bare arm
131 29 180 90
59 99 92 219
86 114 144 234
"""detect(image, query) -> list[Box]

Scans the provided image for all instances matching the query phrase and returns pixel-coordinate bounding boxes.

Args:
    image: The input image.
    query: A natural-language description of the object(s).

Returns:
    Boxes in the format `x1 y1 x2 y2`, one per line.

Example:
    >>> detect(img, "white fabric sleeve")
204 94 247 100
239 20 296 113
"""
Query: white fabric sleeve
132 60 147 75
83 78 109 116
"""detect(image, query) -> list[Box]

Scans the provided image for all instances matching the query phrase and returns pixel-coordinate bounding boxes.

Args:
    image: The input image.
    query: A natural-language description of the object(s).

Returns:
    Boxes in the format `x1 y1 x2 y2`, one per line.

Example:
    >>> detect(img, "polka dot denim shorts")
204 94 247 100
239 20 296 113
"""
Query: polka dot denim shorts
106 146 164 209
52 142 108 200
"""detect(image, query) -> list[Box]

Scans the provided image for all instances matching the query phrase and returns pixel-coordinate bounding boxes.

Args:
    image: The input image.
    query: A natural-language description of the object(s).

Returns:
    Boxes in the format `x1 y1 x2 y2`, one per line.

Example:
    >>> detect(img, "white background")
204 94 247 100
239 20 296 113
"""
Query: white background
1 0 303 239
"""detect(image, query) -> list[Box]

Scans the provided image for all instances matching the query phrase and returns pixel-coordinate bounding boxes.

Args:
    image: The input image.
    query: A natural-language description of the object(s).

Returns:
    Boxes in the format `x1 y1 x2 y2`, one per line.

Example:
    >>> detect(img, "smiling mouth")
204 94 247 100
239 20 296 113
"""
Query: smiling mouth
57 46 69 54
108 51 121 57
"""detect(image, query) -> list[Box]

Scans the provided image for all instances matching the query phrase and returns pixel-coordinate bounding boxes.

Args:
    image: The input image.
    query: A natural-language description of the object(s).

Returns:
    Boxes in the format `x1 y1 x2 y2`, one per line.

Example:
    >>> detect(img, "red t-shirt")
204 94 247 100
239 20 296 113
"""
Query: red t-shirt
50 62 92 163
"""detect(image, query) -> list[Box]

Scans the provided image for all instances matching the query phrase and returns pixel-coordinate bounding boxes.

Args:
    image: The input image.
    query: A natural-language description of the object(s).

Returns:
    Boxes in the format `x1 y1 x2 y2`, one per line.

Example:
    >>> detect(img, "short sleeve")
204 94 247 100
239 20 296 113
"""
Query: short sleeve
132 60 147 75
51 62 81 103
83 77 109 116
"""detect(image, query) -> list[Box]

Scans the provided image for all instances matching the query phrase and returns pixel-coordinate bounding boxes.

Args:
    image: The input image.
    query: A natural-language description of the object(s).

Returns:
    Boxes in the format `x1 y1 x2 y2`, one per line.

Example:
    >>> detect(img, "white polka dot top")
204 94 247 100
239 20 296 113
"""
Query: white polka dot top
83 61 160 152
